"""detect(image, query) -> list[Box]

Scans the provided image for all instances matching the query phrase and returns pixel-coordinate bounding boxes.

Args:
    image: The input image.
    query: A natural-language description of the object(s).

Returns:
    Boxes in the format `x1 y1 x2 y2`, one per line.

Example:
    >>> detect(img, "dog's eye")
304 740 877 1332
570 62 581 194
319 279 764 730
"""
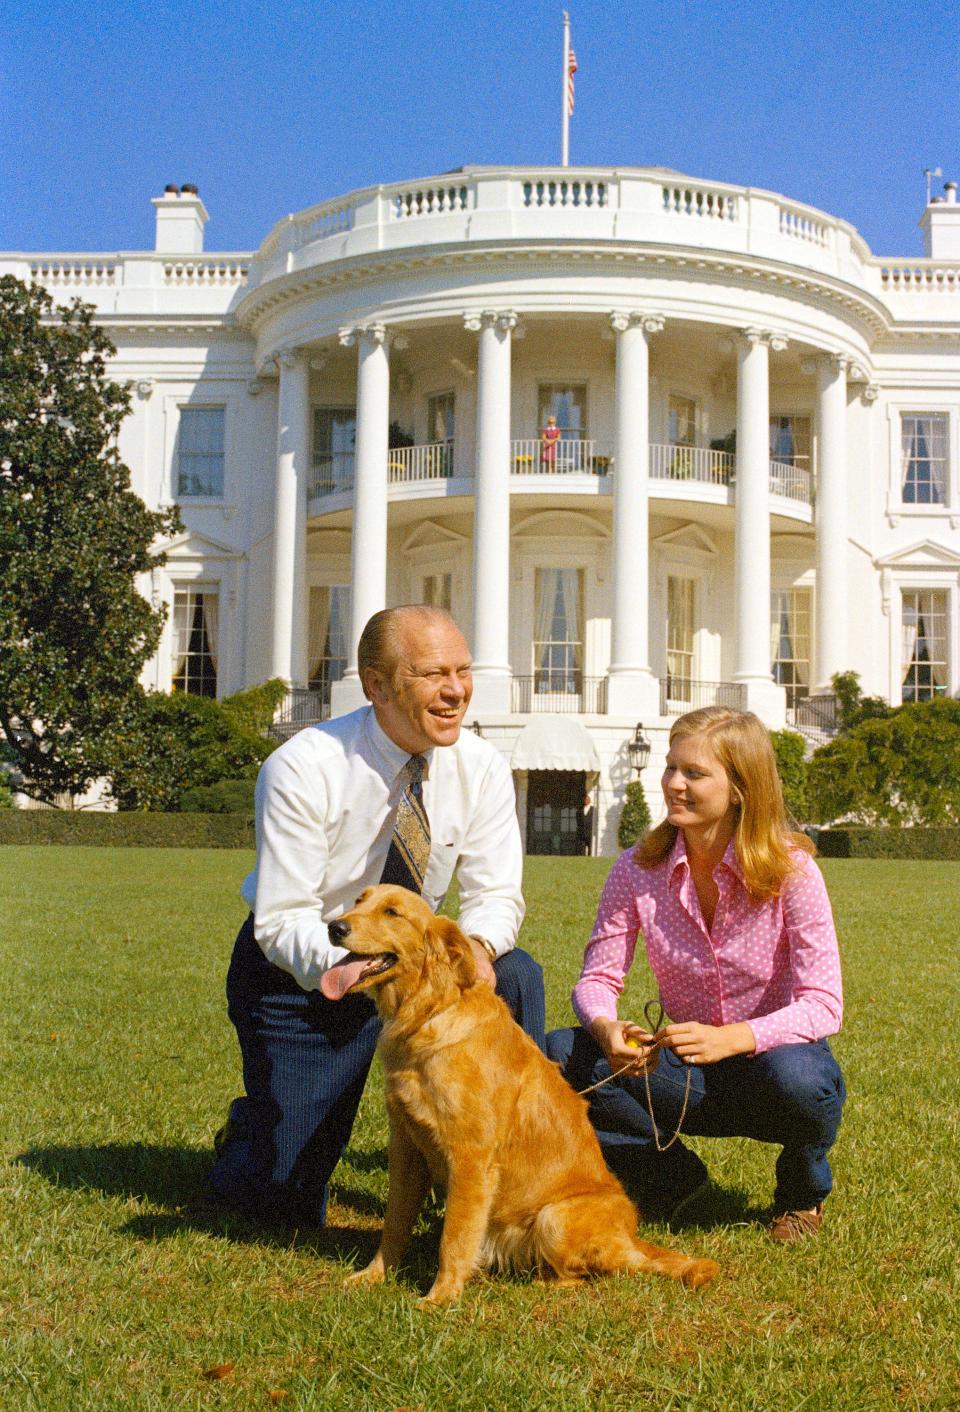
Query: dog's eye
384 906 399 917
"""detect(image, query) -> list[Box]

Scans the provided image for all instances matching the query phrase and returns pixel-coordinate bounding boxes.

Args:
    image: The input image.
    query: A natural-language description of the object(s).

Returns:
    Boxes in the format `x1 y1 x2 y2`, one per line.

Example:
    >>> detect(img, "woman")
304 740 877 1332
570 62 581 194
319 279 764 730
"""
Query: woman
540 414 561 468
547 706 845 1242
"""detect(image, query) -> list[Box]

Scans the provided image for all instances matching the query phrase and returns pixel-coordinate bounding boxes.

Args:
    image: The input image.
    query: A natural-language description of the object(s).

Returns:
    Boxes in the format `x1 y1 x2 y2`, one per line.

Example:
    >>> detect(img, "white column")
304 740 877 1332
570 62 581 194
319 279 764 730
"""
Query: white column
331 321 391 713
813 354 848 693
733 328 786 725
271 349 310 685
606 311 663 719
465 310 515 713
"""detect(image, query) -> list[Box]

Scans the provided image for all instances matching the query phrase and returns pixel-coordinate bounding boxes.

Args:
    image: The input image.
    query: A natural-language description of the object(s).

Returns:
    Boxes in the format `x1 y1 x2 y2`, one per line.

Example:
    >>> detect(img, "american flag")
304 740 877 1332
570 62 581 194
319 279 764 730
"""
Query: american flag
567 45 578 115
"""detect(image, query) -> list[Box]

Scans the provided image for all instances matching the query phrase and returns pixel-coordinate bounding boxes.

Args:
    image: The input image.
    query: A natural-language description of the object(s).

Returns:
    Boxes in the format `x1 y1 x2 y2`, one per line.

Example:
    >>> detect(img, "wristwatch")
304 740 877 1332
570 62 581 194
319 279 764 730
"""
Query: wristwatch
469 933 497 961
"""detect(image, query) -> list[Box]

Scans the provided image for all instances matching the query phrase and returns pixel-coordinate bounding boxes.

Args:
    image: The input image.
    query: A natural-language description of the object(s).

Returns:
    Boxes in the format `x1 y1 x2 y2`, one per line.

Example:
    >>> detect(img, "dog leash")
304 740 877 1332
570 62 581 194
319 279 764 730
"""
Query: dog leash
576 1000 693 1153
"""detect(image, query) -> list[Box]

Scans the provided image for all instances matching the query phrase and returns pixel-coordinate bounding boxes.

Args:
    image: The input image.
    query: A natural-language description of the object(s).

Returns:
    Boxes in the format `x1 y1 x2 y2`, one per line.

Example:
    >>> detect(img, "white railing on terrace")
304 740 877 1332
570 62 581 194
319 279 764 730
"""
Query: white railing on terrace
29 259 118 286
878 261 960 293
387 441 455 482
662 183 738 221
510 439 611 474
779 203 830 247
769 459 812 502
522 178 607 209
311 452 355 498
392 185 471 219
162 259 249 286
649 443 733 486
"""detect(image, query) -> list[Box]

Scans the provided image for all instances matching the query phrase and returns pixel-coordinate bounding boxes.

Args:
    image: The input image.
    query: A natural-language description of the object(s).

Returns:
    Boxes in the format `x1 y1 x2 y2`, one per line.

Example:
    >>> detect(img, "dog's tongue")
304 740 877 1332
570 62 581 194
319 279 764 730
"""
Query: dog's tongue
320 954 369 1001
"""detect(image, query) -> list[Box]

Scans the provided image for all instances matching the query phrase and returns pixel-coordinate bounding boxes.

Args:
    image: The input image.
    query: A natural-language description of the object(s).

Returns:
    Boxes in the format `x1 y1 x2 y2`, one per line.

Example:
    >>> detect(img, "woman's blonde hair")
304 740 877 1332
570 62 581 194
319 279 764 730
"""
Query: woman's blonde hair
634 705 813 899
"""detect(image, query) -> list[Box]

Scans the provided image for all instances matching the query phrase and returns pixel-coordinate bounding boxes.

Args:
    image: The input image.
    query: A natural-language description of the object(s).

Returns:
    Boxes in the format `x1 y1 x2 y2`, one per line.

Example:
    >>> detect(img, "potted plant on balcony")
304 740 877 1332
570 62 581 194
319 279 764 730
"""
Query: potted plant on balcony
387 421 414 478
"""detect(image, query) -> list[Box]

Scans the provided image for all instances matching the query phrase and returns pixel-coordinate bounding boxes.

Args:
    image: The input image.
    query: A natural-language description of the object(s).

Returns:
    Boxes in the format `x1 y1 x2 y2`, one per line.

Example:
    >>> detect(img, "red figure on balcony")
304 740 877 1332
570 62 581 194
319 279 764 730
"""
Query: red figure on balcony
540 414 561 469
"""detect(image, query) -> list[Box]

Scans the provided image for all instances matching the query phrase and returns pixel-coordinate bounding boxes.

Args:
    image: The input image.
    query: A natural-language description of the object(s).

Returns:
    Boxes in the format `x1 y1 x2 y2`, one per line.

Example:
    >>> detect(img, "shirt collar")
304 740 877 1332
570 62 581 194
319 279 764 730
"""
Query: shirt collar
668 830 743 885
363 707 436 784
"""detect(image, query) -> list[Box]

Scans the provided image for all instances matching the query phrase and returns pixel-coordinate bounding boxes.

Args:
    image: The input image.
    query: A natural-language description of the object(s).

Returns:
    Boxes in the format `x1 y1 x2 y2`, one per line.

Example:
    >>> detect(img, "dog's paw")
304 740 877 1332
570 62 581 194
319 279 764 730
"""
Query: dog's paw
681 1258 720 1291
417 1281 463 1310
343 1261 386 1290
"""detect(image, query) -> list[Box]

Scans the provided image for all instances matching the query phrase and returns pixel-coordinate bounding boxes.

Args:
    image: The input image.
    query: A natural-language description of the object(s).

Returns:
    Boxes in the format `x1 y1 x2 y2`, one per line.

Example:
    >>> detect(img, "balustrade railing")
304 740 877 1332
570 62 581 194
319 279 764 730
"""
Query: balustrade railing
387 441 456 482
788 693 839 743
649 443 733 486
310 453 355 498
511 675 608 714
769 459 812 502
511 439 610 475
270 688 333 741
659 679 747 713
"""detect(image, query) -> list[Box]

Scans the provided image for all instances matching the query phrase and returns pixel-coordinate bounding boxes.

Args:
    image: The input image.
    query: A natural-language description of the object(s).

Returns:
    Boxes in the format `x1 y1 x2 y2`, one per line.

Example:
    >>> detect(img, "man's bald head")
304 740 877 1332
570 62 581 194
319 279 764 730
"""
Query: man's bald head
358 605 464 698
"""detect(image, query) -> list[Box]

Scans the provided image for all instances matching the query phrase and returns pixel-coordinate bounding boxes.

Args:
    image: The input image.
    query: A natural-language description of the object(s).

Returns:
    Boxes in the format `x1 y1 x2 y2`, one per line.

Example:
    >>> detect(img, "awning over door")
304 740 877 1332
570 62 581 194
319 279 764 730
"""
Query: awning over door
510 717 601 772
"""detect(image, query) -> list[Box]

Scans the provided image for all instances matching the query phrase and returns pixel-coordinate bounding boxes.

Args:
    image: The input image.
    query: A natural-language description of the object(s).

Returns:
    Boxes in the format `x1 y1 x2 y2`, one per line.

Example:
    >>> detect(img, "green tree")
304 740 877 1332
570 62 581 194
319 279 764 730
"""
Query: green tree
770 729 808 821
830 670 891 733
106 680 285 811
0 276 180 803
807 698 960 825
617 779 652 849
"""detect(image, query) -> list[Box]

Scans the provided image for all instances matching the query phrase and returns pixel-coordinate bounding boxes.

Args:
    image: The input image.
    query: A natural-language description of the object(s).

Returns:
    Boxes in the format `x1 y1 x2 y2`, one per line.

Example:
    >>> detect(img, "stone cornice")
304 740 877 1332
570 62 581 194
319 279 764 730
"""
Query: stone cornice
235 238 893 346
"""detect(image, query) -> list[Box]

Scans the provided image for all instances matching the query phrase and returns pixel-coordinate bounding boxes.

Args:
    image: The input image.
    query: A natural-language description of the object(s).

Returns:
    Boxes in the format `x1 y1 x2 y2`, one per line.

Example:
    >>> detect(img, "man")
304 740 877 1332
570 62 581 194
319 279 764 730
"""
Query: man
209 605 544 1224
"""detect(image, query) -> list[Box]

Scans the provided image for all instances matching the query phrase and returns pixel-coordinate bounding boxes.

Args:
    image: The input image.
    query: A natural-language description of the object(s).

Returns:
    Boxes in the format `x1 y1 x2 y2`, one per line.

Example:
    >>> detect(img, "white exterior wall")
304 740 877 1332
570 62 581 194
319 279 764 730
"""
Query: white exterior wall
6 165 960 846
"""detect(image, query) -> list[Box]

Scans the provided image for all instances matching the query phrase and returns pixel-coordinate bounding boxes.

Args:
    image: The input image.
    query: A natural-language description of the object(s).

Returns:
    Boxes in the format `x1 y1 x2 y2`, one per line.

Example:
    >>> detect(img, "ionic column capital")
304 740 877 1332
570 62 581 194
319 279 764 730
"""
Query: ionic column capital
338 320 388 349
463 309 519 335
276 346 305 369
609 310 665 335
862 383 880 403
741 327 789 352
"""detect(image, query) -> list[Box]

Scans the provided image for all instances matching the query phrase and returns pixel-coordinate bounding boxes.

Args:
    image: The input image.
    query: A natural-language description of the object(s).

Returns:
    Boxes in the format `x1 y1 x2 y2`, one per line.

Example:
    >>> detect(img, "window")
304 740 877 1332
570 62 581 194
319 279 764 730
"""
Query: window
901 590 948 701
666 576 695 703
901 414 948 505
769 415 811 469
668 396 697 448
771 587 811 710
533 568 584 695
177 407 225 498
313 407 356 494
425 392 455 476
308 586 349 704
538 384 588 440
171 588 218 696
422 573 452 611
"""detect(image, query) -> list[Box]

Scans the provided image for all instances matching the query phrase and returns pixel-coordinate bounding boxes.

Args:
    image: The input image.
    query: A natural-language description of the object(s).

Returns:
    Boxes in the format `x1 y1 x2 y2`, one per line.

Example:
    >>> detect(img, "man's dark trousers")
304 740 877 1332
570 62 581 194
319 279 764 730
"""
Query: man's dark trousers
208 914 546 1223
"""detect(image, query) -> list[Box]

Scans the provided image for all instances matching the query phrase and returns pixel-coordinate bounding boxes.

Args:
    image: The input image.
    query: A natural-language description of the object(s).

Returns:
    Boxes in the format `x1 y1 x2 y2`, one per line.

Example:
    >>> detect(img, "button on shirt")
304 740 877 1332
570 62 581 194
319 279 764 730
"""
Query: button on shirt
241 706 524 988
572 833 842 1053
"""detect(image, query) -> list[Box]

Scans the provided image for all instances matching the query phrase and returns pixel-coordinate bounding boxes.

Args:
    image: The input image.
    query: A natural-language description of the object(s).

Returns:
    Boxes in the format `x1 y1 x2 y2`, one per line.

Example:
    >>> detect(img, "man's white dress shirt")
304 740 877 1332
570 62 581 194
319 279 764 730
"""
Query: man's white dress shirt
241 706 525 988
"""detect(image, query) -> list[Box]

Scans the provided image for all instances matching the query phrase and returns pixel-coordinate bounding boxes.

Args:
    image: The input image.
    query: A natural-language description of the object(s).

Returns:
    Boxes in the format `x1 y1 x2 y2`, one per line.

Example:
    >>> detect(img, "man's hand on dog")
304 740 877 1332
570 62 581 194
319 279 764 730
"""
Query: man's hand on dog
467 937 496 988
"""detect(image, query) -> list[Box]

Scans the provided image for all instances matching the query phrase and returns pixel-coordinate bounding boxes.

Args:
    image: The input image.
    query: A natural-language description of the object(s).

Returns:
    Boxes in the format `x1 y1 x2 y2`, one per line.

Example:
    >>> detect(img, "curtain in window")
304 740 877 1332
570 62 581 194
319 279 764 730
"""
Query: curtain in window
771 598 790 664
534 569 557 663
770 418 795 462
555 569 583 670
202 593 219 673
901 595 919 683
308 587 331 683
925 592 949 688
171 593 191 681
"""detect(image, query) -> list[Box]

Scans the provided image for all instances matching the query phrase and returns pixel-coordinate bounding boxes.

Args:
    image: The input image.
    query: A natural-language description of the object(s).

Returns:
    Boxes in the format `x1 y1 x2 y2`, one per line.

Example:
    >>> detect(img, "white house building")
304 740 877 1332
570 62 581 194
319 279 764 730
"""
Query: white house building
6 166 960 851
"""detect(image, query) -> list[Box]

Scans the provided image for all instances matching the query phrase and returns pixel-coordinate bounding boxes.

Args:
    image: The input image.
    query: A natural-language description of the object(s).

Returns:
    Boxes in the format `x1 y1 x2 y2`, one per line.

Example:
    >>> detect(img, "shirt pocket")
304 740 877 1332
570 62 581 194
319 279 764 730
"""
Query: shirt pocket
422 841 458 909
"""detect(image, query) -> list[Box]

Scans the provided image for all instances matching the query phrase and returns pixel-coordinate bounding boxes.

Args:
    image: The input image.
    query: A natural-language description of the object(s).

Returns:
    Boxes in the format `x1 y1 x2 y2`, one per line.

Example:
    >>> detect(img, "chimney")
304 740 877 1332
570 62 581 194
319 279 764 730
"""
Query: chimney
920 178 960 258
152 184 209 254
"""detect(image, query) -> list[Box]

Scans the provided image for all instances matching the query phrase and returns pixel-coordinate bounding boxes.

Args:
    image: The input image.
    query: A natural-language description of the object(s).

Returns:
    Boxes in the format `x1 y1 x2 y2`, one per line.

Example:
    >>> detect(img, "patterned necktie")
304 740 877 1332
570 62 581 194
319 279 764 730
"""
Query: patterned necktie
379 755 431 894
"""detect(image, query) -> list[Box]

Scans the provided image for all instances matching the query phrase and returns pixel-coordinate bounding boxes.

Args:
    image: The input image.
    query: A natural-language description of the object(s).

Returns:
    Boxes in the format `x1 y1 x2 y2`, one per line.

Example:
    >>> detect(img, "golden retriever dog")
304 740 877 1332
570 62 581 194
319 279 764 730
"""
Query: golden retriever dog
322 885 719 1307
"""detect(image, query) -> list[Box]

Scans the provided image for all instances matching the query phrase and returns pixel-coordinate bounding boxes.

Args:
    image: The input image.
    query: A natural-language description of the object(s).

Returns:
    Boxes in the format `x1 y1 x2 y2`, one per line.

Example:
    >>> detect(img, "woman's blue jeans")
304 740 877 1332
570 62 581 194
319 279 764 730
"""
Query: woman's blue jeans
546 1026 846 1212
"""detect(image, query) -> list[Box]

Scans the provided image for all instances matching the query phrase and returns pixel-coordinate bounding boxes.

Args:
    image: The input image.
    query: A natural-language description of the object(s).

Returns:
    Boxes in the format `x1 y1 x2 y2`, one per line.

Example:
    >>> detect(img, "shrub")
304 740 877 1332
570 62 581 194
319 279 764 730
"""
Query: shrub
0 811 254 847
770 729 808 821
105 680 283 812
807 697 960 825
815 826 960 860
617 780 652 849
179 779 255 814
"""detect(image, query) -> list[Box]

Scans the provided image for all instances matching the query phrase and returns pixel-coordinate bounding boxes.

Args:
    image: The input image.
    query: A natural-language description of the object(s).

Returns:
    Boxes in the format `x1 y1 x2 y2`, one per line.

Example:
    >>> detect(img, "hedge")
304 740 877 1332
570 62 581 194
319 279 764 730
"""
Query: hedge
814 826 960 860
0 811 254 848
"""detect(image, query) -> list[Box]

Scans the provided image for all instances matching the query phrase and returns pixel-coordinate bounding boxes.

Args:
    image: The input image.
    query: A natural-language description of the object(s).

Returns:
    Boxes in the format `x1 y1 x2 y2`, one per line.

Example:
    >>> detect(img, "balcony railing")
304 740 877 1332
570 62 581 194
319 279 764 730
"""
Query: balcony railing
769 458 812 503
512 675 608 713
788 693 839 744
649 443 733 486
659 678 747 713
511 439 611 475
311 452 355 498
388 440 455 483
269 687 333 741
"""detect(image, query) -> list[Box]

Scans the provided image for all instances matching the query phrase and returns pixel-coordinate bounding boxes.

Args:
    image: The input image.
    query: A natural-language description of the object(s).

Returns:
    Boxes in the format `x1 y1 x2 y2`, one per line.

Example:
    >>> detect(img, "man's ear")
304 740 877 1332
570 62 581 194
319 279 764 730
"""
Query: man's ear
429 915 477 990
361 666 387 704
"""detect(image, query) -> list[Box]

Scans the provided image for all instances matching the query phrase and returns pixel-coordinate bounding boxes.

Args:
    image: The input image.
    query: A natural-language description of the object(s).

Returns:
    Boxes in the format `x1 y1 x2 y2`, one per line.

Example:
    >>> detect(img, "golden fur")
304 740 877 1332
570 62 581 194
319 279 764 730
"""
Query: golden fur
332 885 720 1307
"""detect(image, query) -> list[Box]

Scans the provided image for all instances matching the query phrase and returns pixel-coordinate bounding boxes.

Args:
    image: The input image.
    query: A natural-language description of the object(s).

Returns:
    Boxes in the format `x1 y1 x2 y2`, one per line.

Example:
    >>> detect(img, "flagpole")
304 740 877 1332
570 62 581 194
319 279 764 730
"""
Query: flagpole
562 11 570 167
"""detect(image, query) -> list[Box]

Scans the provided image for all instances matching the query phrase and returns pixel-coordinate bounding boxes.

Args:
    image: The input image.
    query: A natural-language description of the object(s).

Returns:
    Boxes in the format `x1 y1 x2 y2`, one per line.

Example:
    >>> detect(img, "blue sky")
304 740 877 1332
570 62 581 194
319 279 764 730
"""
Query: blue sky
3 0 957 257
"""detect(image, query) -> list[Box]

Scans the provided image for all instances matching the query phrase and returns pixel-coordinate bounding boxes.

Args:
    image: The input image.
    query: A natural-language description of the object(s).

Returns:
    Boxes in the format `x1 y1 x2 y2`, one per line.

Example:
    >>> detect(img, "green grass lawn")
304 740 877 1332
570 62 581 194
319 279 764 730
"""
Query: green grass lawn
1 848 959 1411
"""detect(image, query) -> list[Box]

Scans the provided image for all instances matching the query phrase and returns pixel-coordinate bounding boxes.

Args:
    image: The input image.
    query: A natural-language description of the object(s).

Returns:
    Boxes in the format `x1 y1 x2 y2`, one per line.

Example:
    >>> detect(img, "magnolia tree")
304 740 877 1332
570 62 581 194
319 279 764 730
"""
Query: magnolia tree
0 276 180 803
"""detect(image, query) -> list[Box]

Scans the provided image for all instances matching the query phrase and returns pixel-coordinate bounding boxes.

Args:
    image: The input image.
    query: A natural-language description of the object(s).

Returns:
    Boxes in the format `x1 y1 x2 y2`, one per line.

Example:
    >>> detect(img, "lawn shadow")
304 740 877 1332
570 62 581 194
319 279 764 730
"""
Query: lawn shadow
14 1141 387 1262
666 1182 767 1233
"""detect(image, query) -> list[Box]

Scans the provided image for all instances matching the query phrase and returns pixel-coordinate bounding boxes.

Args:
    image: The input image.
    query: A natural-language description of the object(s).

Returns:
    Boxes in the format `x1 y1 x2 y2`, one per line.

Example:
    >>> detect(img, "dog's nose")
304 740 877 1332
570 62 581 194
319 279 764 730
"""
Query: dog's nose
328 918 350 943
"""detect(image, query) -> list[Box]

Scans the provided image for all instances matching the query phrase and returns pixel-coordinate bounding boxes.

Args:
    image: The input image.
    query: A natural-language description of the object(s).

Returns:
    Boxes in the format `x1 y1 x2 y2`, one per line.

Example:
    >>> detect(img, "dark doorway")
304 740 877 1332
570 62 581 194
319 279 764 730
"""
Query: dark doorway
527 770 589 856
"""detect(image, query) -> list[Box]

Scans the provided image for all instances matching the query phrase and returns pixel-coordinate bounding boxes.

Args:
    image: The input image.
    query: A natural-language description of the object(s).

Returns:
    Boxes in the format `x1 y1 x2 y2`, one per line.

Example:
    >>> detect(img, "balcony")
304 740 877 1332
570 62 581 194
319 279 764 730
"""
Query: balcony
511 676 608 713
308 440 812 509
659 678 747 713
269 687 333 741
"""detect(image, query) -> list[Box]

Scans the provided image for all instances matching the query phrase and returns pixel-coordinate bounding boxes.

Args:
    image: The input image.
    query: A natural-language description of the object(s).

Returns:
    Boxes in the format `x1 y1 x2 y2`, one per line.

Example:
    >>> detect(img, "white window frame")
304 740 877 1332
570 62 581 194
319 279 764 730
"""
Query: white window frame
885 402 960 525
162 396 234 506
882 573 958 705
170 582 221 698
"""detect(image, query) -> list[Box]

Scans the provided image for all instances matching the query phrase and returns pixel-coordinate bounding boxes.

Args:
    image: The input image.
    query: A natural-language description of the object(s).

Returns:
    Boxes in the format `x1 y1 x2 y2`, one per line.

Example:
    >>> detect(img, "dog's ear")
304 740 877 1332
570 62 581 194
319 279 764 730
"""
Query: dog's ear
427 914 478 990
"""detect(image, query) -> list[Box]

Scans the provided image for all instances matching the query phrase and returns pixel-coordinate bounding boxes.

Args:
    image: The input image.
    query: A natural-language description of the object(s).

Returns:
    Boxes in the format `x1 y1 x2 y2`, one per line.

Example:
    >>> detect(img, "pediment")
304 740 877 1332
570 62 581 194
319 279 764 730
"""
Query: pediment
161 530 239 559
875 538 960 569
652 523 718 556
513 510 609 541
401 520 468 551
